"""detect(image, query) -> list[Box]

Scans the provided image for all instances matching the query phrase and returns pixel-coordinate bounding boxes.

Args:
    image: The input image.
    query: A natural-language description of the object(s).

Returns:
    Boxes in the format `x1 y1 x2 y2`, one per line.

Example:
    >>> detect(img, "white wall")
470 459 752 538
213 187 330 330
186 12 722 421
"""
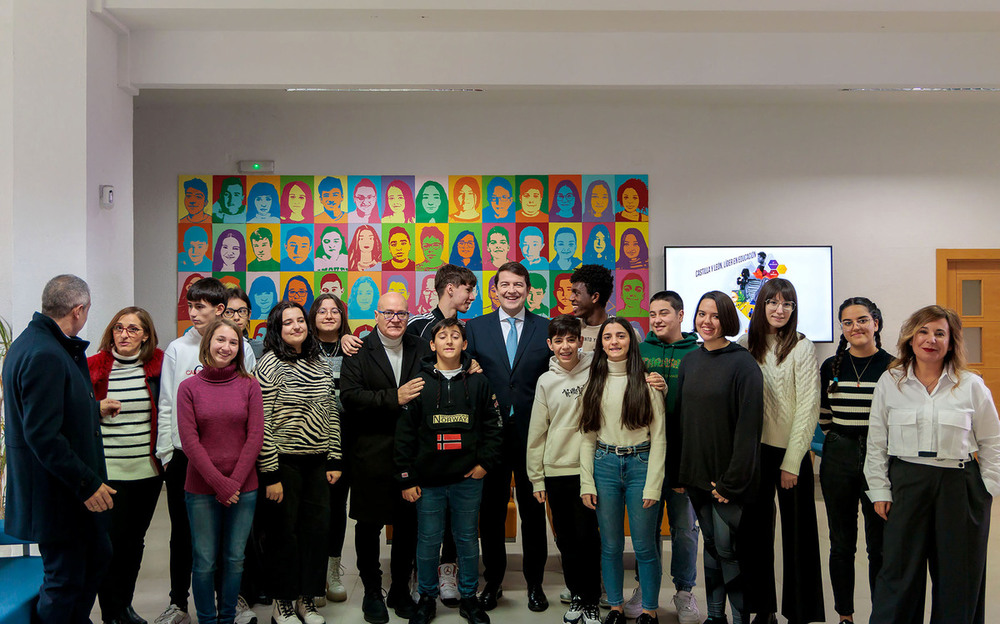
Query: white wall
133 94 1000 360
0 0 13 326
87 12 135 339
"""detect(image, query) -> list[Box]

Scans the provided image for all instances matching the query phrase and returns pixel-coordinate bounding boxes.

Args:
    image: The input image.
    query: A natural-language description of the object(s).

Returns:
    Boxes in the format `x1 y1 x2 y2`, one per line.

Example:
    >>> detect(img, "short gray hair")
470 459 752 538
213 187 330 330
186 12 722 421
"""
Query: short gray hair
41 274 91 318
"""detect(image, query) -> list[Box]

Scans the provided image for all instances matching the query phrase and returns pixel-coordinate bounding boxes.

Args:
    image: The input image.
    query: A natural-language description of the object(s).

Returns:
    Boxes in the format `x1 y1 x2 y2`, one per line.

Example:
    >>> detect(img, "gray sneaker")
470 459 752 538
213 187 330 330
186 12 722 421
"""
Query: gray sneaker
560 588 572 604
671 590 700 624
623 587 643 620
235 595 258 624
153 605 190 624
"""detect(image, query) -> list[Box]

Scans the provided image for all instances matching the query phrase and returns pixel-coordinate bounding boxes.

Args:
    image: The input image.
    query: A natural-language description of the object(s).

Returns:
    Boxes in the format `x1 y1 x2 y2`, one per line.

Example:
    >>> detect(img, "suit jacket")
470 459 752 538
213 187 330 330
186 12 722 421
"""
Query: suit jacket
340 329 428 523
1 312 107 542
465 309 551 444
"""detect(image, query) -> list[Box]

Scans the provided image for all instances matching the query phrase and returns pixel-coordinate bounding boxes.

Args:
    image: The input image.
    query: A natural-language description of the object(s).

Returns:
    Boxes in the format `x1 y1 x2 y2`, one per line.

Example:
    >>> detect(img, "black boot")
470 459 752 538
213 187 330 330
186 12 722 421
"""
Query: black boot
460 596 490 624
409 595 437 624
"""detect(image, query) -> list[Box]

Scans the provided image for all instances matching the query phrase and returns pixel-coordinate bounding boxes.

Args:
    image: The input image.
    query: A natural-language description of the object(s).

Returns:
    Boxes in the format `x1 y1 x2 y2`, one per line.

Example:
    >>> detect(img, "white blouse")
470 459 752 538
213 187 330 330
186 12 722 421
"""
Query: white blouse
864 365 1000 503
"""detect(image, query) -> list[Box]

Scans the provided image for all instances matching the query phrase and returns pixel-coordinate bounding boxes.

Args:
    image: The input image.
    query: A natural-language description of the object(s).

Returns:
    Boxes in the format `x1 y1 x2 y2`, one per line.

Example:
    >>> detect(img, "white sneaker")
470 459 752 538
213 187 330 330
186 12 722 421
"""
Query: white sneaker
153 604 190 624
235 595 258 624
623 587 643 619
326 556 348 602
582 602 602 624
671 590 700 624
563 596 584 624
296 596 325 624
560 588 573 604
438 563 460 607
271 599 299 624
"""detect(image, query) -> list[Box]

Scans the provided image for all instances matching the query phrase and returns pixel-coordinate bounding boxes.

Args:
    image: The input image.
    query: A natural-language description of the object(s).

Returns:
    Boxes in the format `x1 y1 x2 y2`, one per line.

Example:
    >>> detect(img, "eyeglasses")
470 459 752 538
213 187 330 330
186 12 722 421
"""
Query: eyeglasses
113 323 143 337
318 308 342 317
378 310 410 321
840 317 872 329
765 299 796 312
223 307 250 319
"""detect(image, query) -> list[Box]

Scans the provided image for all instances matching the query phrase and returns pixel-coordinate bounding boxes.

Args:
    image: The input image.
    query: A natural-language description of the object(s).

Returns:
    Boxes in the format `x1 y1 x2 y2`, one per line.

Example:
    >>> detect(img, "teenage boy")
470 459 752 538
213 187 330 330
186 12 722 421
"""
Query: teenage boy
407 264 478 340
569 264 639 351
155 278 257 624
465 262 552 613
396 317 502 624
404 262 478 605
526 315 601 624
638 291 702 624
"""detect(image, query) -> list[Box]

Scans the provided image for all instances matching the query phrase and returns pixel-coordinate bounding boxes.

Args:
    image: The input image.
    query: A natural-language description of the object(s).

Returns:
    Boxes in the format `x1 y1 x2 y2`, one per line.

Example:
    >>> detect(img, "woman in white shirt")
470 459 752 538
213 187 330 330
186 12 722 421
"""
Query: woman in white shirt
738 278 824 624
865 305 999 624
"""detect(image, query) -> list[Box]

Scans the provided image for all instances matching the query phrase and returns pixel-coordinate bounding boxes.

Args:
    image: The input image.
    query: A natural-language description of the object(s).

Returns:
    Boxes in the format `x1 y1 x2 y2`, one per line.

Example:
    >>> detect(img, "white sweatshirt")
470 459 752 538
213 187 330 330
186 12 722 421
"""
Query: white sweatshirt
526 351 594 491
156 326 257 465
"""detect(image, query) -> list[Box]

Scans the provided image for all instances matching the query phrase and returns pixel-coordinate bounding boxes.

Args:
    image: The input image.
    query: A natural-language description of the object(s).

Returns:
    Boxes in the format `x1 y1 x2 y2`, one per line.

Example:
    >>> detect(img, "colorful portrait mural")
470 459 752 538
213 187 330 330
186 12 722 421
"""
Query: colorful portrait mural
177 173 650 333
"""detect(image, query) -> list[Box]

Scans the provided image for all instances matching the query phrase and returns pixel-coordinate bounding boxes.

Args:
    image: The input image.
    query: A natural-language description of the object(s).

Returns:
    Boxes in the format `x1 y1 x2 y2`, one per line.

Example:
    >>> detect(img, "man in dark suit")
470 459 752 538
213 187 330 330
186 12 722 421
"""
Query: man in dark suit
2 275 116 623
341 291 427 624
465 262 552 612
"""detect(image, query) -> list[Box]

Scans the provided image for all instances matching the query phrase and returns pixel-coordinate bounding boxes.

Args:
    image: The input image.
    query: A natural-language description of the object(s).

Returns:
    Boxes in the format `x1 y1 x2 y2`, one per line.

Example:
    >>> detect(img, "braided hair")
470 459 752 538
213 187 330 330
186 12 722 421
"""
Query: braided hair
829 297 883 393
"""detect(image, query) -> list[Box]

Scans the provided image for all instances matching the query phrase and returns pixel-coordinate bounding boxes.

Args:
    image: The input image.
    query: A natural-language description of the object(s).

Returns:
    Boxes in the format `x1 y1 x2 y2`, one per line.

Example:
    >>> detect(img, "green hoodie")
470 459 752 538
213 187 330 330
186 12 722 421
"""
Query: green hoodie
639 330 700 415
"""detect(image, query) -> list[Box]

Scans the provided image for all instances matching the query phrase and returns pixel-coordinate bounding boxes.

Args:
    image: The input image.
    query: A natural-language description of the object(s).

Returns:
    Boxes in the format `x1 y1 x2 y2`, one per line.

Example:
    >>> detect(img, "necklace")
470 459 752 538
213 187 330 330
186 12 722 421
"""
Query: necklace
848 352 873 387
320 340 340 358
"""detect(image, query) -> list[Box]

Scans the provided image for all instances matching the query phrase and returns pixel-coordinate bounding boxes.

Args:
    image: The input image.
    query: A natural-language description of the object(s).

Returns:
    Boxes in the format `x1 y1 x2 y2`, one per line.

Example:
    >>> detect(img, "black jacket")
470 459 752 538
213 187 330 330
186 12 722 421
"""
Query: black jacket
394 354 502 489
2 313 107 541
340 329 428 524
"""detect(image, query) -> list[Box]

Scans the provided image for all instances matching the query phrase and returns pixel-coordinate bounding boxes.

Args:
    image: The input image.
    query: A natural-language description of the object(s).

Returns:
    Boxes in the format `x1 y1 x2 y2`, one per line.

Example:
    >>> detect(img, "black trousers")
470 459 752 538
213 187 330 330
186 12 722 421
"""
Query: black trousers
164 449 193 610
328 472 350 557
354 498 417 593
262 454 330 600
97 475 163 620
740 444 825 623
546 475 601 604
819 431 884 617
870 459 990 624
479 424 548 587
688 487 746 622
240 474 269 602
36 517 112 624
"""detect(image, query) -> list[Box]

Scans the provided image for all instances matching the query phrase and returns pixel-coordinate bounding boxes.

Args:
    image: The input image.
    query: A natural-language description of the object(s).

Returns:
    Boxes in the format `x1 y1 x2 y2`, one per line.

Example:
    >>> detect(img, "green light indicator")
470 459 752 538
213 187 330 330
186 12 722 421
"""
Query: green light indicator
253 163 261 170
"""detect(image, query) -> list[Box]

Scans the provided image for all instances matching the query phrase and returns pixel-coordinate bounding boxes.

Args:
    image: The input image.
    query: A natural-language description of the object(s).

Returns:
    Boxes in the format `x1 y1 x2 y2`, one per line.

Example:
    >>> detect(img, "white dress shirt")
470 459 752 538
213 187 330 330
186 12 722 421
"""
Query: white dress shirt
865 365 1000 503
498 307 525 343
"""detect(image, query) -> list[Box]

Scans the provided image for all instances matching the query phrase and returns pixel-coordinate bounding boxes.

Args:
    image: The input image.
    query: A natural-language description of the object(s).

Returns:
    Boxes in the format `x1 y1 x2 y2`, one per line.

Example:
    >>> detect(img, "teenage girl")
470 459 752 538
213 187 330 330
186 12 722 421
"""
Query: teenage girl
673 291 763 624
738 278 824 624
579 317 666 624
818 298 892 623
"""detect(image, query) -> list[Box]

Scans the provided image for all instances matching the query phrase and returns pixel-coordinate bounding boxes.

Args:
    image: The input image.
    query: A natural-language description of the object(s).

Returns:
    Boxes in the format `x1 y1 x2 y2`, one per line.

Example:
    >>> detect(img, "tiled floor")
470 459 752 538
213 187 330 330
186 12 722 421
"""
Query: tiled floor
92 480 1000 624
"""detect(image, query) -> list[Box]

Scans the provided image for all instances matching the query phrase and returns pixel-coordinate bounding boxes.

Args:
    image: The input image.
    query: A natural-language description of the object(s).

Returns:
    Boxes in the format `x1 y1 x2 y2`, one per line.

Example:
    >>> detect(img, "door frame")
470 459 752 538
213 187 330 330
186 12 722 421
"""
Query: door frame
935 248 1000 305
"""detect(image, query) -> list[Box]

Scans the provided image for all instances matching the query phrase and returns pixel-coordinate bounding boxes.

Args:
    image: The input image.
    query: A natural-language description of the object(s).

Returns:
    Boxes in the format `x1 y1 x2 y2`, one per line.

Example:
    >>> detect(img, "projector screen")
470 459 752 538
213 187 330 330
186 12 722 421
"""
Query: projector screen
663 245 834 343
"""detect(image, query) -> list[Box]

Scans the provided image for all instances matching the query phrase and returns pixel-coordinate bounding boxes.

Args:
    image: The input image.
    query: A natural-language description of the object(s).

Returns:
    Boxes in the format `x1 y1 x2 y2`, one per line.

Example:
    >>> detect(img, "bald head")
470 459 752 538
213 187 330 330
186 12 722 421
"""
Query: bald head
376 291 409 338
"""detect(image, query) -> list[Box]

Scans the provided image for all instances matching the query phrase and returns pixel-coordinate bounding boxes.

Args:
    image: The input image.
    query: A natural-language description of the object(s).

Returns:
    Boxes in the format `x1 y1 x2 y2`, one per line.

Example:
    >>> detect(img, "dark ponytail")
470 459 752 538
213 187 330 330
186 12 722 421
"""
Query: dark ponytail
829 296 882 393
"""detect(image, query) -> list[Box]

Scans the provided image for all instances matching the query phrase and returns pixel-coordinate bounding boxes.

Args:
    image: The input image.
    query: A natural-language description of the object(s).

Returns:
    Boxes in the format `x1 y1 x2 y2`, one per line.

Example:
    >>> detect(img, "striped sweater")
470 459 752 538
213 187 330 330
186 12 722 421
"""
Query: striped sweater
819 348 894 435
254 351 341 483
100 352 158 481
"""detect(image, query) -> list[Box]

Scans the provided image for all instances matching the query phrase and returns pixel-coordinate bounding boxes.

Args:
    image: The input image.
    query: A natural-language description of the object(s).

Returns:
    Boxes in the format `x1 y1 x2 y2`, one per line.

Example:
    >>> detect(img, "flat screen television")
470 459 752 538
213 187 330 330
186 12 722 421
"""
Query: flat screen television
663 245 834 343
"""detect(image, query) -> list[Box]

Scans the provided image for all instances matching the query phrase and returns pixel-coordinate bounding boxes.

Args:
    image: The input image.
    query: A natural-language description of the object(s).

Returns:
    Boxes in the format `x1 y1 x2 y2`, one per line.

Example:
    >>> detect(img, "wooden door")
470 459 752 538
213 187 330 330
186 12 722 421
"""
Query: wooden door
937 250 1000 398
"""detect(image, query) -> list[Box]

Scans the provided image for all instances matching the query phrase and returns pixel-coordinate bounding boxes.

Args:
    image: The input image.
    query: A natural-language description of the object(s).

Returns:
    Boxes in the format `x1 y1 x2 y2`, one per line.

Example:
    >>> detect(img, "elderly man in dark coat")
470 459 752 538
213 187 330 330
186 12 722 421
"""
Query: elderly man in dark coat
2 275 116 623
341 291 428 624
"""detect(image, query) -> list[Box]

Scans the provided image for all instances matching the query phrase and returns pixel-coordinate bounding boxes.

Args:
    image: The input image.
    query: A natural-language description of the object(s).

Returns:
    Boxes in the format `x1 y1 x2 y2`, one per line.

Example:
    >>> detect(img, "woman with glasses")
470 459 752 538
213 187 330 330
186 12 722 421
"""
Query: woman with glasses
738 279 825 624
88 308 164 624
255 300 341 624
308 294 352 606
224 288 263 359
818 298 892 624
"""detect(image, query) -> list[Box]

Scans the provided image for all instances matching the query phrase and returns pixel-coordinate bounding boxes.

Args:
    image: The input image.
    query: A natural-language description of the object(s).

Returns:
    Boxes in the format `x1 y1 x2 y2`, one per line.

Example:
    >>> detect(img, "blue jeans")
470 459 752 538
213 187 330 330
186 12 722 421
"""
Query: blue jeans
186 490 258 624
415 477 484 598
592 447 662 610
662 474 699 592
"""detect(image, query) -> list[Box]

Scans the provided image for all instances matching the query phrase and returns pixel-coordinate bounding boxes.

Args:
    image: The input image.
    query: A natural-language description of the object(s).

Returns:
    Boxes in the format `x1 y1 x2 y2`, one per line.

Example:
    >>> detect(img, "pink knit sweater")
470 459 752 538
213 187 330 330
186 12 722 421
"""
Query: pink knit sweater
177 363 264 503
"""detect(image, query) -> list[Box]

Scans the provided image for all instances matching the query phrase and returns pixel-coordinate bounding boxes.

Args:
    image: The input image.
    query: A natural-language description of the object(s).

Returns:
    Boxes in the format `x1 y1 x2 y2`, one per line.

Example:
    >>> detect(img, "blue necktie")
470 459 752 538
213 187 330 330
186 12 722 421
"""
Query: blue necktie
506 317 518 368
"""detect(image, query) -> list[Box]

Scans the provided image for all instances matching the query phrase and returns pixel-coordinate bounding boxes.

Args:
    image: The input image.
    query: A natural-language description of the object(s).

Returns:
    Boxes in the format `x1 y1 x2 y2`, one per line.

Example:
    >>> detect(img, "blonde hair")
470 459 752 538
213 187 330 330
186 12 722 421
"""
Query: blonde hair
890 305 968 385
198 318 249 377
